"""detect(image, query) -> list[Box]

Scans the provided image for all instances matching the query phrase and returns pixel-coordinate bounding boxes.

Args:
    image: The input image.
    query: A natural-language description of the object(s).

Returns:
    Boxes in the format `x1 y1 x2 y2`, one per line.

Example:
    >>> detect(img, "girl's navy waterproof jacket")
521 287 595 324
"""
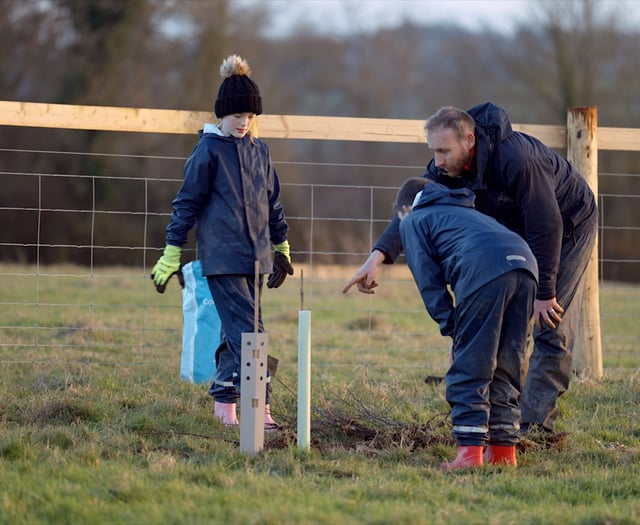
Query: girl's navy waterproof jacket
375 102 596 301
166 127 288 276
399 183 538 337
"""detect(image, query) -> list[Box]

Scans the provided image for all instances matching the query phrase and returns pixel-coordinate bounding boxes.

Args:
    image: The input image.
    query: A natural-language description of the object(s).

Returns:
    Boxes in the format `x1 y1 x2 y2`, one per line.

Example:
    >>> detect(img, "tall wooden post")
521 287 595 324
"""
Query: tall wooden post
566 107 603 379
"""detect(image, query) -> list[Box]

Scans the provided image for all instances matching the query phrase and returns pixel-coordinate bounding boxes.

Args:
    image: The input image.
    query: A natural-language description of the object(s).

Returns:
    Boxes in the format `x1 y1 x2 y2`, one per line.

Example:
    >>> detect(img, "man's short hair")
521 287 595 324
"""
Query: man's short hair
424 106 475 140
394 177 431 213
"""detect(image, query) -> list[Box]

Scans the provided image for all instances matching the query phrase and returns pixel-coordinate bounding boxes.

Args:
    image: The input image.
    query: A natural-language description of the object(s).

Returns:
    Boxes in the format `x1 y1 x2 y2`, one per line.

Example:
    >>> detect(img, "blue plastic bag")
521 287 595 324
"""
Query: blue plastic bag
180 260 220 383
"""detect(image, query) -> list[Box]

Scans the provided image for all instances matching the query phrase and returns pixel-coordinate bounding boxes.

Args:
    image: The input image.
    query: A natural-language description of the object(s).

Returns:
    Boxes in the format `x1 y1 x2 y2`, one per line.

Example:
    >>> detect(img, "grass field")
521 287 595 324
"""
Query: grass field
1 264 639 524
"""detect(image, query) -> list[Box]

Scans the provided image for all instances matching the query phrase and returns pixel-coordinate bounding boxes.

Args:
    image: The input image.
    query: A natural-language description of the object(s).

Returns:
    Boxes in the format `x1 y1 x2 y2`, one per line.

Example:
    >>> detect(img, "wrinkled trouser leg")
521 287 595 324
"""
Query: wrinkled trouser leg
206 275 271 404
520 216 597 431
488 272 536 445
448 271 535 446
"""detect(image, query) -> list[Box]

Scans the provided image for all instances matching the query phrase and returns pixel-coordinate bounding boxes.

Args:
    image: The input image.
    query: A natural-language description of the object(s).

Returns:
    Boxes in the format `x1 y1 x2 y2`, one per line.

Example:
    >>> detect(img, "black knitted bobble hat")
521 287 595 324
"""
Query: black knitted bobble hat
214 55 262 118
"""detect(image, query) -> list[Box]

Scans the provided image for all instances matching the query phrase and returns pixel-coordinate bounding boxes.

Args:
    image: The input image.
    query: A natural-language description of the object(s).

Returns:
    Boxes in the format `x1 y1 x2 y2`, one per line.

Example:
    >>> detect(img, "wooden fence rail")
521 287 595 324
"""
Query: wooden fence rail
2 101 639 150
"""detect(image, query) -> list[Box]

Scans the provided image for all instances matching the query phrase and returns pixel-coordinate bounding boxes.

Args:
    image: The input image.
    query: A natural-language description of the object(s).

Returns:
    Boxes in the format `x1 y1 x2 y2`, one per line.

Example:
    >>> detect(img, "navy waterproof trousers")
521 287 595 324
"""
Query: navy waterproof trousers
520 213 598 431
206 274 271 404
447 269 537 446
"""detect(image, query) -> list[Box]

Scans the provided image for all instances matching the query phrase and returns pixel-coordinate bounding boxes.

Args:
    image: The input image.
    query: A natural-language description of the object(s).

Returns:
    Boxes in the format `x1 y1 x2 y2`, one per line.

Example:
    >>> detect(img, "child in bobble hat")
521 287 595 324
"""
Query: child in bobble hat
152 55 293 430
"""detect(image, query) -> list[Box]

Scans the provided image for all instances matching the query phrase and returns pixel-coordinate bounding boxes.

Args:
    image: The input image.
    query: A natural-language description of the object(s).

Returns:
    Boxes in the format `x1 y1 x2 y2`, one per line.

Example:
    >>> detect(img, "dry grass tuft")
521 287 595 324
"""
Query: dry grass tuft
266 382 453 453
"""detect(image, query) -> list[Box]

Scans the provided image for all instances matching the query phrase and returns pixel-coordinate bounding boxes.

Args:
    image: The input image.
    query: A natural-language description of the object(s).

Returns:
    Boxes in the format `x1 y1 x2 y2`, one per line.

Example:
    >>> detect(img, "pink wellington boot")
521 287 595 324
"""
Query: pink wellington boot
214 401 238 427
484 444 517 466
264 404 281 432
440 445 484 471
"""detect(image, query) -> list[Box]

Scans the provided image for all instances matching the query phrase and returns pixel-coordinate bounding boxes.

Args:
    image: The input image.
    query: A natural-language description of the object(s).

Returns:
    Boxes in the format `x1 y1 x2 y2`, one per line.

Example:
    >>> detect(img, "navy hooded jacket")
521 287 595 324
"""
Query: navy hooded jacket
399 182 538 337
375 102 596 300
166 125 288 276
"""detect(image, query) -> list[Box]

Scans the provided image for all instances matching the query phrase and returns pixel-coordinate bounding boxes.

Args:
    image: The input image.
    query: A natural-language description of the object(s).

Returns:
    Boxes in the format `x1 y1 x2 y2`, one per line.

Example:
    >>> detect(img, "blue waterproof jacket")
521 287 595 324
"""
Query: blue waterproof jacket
166 126 288 276
399 183 538 337
375 102 596 300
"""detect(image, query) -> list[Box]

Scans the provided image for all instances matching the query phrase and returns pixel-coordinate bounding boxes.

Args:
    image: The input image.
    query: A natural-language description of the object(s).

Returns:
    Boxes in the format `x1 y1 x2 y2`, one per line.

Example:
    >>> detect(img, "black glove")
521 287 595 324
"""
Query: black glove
267 252 294 289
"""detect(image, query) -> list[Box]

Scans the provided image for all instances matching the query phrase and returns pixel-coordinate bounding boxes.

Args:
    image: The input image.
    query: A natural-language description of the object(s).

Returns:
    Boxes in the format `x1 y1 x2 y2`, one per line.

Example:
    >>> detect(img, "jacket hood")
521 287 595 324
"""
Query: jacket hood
199 123 251 143
467 102 513 142
413 182 475 210
203 122 225 135
466 102 513 183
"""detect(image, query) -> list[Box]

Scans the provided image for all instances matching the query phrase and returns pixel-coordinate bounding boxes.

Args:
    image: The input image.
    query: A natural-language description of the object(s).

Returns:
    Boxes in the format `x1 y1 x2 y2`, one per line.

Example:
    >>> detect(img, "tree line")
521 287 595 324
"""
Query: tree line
1 0 638 281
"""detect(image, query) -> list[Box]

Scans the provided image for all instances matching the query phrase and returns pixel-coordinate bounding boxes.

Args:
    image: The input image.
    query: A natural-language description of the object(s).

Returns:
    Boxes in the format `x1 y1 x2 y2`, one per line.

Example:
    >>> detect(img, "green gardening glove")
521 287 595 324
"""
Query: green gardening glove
267 241 294 289
151 244 182 293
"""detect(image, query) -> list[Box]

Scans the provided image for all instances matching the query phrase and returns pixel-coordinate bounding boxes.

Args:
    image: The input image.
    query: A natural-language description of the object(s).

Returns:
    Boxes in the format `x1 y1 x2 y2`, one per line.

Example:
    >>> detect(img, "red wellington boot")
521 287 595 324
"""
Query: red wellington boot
440 446 484 471
484 444 517 466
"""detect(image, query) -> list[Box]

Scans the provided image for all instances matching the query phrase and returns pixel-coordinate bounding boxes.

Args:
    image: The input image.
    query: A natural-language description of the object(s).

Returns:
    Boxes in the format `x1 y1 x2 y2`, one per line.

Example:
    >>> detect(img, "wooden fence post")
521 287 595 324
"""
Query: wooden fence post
566 107 603 379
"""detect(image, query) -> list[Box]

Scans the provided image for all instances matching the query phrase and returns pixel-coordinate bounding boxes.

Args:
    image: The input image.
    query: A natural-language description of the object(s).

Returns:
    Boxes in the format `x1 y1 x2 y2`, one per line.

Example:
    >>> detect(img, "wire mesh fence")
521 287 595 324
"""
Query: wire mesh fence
1 147 639 378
